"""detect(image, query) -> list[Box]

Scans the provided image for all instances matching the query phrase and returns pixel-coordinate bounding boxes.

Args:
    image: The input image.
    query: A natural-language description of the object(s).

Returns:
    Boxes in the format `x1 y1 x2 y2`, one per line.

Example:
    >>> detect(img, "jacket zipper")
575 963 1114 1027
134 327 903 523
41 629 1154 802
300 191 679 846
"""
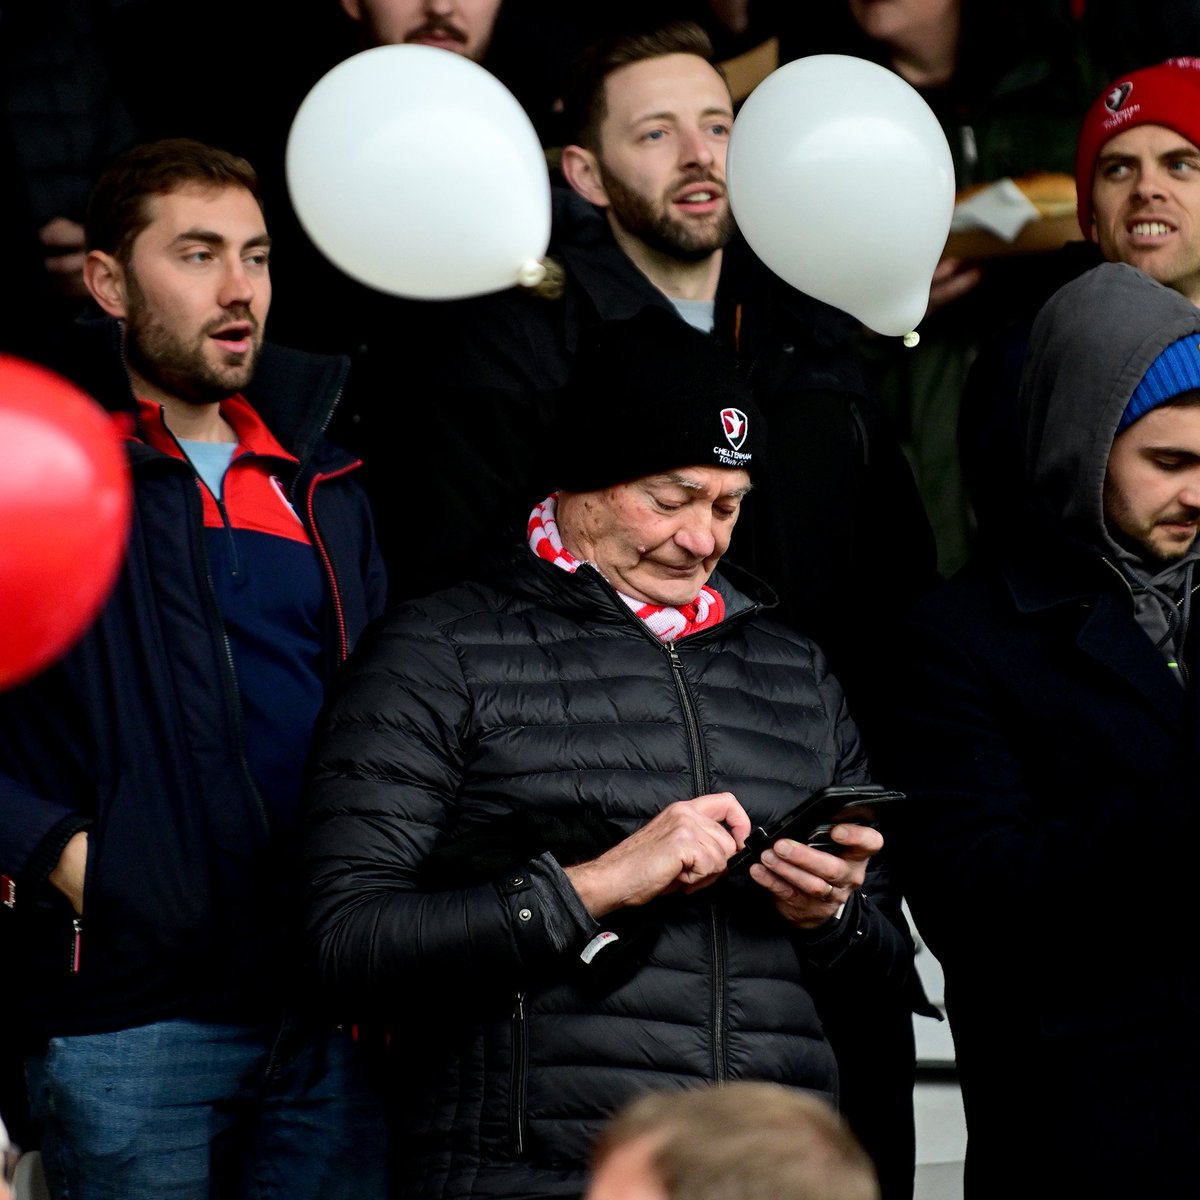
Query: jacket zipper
69 918 83 975
664 642 728 1081
197 492 264 813
665 641 708 795
163 455 269 829
214 496 241 579
143 426 261 814
304 465 359 662
510 991 528 1154
576 565 743 1081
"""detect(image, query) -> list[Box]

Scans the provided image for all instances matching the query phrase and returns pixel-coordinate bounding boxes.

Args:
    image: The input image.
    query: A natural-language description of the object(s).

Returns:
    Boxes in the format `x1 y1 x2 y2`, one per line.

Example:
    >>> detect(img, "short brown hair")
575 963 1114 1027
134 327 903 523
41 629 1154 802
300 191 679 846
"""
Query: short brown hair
86 137 261 264
562 21 718 151
592 1083 880 1200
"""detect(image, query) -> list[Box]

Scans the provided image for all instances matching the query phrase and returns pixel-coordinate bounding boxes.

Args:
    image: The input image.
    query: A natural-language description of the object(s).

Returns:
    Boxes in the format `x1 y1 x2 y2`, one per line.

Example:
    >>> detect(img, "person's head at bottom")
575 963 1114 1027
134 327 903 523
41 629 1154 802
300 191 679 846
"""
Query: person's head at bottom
586 1082 880 1200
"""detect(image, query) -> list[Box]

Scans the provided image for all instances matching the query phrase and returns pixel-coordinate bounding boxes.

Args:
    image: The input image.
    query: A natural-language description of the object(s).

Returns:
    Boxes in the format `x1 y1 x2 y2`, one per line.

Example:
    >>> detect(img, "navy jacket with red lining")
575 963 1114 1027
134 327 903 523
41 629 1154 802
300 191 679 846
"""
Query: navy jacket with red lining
0 317 387 1040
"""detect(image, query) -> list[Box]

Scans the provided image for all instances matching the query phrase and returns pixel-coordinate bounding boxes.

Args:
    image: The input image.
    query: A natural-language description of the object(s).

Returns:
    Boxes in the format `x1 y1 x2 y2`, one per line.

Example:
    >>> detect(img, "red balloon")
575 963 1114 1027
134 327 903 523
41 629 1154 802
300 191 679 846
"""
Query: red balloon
0 354 132 689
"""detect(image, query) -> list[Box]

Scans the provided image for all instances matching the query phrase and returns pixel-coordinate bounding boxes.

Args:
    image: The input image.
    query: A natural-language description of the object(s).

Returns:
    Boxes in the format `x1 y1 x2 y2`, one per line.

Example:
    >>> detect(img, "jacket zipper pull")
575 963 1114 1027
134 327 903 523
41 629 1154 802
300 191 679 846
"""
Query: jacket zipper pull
510 992 527 1155
70 918 83 974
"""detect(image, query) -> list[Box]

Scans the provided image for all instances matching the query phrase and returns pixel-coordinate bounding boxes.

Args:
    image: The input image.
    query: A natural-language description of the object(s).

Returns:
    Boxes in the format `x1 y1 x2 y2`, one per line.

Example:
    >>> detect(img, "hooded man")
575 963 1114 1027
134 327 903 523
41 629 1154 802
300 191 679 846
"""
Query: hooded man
887 261 1200 1199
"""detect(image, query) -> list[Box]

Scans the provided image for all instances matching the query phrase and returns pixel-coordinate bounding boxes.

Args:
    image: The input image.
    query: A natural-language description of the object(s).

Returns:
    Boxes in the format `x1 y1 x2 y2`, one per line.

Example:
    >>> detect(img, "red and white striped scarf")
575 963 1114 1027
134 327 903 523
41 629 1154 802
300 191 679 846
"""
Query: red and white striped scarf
528 495 724 641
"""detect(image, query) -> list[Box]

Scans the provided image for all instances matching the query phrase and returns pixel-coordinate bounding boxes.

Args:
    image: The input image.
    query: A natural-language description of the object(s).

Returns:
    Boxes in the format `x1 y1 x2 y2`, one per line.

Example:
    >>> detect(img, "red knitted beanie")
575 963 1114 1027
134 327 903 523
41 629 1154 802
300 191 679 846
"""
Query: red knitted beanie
1075 59 1200 239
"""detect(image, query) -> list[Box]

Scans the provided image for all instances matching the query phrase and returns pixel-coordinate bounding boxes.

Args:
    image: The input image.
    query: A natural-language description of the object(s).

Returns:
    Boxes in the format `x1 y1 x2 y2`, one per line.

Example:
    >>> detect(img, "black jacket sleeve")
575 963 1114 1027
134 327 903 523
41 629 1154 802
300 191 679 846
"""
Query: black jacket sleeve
301 608 598 1003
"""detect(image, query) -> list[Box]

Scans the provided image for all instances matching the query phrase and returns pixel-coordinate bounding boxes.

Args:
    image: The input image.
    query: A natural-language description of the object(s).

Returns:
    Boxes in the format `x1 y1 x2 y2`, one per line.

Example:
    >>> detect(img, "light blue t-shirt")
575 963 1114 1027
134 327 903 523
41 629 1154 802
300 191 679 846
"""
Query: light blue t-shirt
180 439 238 499
670 298 716 333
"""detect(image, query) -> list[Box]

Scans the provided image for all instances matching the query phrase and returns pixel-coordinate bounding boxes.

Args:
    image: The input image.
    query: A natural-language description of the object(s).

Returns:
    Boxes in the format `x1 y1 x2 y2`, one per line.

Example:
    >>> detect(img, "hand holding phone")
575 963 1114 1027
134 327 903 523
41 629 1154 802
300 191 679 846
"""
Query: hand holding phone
726 784 903 875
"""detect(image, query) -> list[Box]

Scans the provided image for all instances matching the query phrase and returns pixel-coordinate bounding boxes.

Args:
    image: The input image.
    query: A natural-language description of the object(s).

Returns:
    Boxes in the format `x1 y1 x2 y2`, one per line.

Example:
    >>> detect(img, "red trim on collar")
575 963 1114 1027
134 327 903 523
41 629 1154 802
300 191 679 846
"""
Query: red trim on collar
135 394 298 464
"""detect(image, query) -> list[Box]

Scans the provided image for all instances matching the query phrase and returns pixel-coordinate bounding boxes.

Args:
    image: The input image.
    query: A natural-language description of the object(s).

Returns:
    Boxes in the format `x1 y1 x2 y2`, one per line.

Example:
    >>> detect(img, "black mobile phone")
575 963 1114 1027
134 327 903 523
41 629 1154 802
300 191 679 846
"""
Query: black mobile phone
725 784 904 874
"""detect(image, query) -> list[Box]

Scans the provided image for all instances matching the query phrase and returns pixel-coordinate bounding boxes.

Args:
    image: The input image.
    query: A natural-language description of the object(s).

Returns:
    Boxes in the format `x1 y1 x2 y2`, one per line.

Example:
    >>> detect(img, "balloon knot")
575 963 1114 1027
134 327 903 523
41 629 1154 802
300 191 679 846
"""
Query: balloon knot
517 259 548 289
902 331 920 349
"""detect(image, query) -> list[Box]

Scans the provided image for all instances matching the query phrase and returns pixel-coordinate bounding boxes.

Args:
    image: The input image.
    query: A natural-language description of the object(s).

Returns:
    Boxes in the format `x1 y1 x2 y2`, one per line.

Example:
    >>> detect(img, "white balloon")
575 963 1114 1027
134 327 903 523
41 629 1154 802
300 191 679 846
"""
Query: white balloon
727 55 955 337
286 45 550 300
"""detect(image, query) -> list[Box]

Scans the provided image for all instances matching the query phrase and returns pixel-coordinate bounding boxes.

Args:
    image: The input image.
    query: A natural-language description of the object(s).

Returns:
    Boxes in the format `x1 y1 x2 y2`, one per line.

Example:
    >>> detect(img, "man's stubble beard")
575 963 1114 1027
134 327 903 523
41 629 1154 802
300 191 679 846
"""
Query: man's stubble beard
1104 478 1200 567
598 161 735 263
123 269 262 408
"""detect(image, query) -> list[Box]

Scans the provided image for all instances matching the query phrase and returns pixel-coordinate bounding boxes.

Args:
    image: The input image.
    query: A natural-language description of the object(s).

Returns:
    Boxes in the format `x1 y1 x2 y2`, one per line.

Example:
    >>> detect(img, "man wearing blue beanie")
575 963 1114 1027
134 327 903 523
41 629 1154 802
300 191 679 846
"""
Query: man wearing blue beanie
886 261 1200 1199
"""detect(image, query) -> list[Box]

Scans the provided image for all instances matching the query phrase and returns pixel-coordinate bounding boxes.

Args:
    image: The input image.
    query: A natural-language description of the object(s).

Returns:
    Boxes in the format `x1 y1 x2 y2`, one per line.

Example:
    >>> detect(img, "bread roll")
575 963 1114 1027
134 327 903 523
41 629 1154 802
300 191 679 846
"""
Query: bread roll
957 172 1077 219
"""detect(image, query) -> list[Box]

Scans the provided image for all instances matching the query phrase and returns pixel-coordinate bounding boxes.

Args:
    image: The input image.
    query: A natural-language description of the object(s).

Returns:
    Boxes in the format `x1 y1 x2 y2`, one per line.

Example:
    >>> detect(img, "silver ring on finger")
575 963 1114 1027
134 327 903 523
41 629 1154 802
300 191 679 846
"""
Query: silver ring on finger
822 882 835 901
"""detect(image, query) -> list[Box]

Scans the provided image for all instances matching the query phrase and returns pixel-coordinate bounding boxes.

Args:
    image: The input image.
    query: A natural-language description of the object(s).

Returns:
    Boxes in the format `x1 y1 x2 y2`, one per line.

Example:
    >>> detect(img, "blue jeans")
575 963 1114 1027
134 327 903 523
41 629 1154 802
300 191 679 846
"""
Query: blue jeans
26 1015 388 1200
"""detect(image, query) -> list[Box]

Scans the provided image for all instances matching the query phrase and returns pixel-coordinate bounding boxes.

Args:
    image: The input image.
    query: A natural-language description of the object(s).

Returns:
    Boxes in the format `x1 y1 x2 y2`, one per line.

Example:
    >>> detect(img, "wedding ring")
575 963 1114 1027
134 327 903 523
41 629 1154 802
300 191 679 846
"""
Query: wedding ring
823 882 835 900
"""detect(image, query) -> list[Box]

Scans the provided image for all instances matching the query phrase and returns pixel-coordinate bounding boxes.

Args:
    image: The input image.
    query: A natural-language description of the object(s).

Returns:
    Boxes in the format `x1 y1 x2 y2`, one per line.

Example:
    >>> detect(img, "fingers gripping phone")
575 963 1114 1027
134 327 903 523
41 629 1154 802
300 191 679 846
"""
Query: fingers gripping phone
725 784 904 874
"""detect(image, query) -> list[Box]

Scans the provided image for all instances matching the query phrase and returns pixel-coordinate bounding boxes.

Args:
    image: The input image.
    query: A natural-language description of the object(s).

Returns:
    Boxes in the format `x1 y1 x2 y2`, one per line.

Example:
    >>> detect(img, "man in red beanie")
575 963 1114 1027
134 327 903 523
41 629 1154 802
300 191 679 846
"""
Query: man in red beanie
961 58 1200 542
1075 58 1200 302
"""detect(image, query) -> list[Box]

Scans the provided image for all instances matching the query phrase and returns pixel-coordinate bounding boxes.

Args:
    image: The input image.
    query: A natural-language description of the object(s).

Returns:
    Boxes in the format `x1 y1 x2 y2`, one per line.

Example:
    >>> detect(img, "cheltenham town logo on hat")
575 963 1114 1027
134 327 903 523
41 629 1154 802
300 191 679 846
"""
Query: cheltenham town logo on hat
721 407 748 451
1105 82 1133 113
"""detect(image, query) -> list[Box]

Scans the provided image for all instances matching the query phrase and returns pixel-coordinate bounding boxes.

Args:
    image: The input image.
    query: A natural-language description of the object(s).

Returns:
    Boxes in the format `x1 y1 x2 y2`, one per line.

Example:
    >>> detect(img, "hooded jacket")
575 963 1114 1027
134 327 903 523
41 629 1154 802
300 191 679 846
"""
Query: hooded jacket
883 263 1200 1197
1021 263 1200 537
1022 262 1200 671
301 546 916 1200
0 317 387 1040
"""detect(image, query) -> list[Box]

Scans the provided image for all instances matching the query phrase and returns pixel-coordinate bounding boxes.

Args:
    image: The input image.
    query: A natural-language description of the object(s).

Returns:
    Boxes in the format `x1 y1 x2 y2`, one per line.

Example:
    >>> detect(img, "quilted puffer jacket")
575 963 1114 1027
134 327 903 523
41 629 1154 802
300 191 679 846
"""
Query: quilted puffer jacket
302 546 914 1199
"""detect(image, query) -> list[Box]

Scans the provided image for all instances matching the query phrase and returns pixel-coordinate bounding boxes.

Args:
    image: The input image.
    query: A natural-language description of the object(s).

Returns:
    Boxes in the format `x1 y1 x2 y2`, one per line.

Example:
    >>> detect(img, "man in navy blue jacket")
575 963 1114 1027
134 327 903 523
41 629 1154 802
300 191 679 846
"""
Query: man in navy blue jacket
0 138 388 1200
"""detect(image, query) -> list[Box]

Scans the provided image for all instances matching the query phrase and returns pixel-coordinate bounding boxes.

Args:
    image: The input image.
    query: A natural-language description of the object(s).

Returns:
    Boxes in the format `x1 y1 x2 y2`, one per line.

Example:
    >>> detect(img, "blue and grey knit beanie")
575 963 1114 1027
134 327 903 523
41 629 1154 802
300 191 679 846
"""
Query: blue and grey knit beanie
1118 335 1200 432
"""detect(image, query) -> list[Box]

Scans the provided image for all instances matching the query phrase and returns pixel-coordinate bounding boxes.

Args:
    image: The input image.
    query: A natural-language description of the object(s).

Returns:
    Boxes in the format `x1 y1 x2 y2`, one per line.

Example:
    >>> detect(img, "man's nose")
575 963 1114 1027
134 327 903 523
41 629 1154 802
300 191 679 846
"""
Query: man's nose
677 125 716 171
1178 477 1200 510
424 0 454 14
674 510 718 558
218 259 256 308
1133 166 1170 201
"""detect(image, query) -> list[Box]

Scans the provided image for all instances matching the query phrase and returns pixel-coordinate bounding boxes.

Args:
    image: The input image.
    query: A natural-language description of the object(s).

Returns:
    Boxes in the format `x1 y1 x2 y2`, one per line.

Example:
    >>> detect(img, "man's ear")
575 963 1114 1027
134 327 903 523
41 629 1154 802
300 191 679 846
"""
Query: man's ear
84 250 129 318
561 144 610 209
339 0 363 21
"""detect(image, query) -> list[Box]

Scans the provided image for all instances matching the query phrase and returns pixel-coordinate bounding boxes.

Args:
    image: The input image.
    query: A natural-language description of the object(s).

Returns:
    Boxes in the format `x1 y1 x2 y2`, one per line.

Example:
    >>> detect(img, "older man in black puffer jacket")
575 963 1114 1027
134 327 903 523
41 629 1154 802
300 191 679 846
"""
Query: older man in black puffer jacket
301 308 916 1200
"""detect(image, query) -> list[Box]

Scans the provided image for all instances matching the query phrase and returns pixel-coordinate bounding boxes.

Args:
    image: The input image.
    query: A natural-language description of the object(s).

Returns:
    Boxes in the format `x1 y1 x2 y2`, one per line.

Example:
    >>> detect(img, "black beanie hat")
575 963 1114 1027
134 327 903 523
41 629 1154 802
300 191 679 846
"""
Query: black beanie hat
554 306 765 493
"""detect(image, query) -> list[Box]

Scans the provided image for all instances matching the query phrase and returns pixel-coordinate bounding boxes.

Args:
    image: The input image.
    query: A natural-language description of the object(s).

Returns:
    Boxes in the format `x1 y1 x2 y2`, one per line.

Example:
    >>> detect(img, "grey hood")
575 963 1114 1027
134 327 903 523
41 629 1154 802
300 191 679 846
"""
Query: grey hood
1019 263 1200 675
1019 262 1200 542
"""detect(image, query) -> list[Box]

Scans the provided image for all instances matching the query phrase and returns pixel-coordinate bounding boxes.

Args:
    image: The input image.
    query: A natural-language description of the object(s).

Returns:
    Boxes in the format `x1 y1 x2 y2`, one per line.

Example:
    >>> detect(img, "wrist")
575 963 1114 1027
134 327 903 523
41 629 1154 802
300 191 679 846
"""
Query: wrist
564 860 620 919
